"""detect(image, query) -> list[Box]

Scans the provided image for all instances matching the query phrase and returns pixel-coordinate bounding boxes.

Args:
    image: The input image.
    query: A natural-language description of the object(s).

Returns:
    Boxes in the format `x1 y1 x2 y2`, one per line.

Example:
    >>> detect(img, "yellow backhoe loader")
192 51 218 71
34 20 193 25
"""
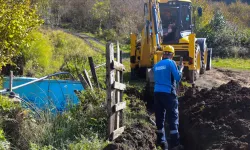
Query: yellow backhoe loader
130 0 212 109
130 0 212 85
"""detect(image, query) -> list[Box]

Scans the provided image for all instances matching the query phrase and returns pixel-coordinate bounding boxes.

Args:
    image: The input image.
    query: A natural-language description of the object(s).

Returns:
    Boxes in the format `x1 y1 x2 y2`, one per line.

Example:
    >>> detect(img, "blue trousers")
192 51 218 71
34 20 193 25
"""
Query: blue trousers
154 92 180 148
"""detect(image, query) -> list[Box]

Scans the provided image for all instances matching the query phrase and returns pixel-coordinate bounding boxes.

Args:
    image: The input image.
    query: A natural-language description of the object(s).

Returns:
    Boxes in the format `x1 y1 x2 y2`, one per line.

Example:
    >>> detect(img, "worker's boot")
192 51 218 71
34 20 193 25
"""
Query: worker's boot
160 142 168 150
170 145 184 150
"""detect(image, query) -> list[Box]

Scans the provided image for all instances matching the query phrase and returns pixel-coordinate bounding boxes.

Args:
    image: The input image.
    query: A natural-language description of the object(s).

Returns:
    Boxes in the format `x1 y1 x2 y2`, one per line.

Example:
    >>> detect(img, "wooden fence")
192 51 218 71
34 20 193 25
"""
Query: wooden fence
106 42 126 140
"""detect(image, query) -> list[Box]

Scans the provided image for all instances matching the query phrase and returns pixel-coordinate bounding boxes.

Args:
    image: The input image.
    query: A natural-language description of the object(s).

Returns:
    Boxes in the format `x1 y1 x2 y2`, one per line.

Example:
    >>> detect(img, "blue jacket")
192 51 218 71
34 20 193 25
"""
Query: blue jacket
153 59 182 95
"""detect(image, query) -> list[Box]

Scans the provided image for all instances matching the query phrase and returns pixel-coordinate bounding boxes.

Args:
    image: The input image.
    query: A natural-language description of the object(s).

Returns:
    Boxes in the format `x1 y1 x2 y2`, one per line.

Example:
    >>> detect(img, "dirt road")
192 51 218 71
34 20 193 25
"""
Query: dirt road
195 68 250 89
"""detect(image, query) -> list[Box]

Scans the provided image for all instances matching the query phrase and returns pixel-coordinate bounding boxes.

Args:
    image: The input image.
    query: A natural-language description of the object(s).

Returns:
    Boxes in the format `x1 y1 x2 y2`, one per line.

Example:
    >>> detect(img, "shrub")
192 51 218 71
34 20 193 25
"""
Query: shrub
0 0 42 69
0 129 10 150
10 88 108 149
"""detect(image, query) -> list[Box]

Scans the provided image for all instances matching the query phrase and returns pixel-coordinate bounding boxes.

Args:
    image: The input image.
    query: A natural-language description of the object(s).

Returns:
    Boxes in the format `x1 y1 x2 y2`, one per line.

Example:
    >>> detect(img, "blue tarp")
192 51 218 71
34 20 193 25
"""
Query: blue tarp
3 77 84 112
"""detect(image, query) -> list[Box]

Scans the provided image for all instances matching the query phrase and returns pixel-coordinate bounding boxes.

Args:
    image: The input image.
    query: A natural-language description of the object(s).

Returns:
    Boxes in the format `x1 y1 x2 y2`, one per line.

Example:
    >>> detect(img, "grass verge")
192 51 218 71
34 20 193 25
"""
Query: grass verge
212 58 250 71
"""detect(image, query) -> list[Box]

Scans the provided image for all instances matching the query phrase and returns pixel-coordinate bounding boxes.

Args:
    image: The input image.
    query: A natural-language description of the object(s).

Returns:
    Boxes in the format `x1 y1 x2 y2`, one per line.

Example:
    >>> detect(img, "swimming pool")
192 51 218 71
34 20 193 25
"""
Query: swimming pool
2 77 84 112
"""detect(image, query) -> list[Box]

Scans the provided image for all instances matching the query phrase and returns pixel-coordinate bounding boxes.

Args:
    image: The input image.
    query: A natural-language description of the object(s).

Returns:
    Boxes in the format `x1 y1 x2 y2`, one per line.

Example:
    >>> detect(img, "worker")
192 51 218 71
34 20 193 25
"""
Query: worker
153 45 184 150
161 9 177 43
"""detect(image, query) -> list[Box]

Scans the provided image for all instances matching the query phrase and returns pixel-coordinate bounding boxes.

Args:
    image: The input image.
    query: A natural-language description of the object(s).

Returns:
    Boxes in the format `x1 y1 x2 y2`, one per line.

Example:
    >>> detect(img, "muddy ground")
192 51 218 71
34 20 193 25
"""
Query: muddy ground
105 68 250 150
179 80 250 150
104 123 156 150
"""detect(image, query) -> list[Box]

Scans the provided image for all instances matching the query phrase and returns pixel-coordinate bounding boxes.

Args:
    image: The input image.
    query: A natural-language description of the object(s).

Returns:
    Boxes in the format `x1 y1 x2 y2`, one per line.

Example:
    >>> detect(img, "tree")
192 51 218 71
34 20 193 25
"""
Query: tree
0 0 43 70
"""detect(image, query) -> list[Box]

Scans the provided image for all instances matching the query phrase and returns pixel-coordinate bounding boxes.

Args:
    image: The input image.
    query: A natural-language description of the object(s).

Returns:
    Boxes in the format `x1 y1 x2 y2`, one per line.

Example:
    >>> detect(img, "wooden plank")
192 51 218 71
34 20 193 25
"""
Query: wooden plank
120 50 124 126
83 69 93 90
111 126 125 140
88 57 99 88
106 42 116 138
78 74 89 89
113 101 126 112
113 82 126 91
111 60 125 72
115 41 121 130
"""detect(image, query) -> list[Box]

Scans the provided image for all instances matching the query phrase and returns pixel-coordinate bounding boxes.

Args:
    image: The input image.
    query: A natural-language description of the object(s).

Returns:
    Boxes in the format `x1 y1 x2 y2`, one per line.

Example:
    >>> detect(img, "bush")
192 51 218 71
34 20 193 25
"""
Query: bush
10 88 108 149
198 10 250 58
0 129 10 150
0 96 22 149
0 0 42 69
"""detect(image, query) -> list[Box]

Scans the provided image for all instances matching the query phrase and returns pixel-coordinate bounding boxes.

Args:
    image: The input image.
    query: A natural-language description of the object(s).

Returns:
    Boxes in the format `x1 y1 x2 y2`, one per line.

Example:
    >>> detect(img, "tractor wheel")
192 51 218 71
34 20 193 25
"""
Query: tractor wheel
196 38 207 74
206 49 212 70
188 70 199 83
200 52 206 74
195 45 201 79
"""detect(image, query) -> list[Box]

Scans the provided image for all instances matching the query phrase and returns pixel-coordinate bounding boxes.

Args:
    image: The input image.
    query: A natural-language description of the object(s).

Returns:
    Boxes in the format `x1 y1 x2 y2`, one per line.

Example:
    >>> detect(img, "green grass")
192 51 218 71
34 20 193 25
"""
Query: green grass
88 40 106 52
212 58 250 70
81 32 106 44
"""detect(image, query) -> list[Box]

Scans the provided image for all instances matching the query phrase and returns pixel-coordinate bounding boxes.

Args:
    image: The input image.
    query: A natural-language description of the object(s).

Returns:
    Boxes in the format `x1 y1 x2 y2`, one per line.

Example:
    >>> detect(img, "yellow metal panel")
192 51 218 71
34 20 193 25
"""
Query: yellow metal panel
189 33 196 70
154 54 158 64
130 33 136 57
140 28 153 68
162 44 189 51
179 36 189 43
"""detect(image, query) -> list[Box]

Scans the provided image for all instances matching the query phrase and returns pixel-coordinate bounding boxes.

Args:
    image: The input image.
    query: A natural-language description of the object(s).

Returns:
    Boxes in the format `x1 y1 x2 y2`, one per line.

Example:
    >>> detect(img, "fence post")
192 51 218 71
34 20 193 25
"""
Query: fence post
88 57 99 88
120 48 124 126
115 41 121 129
9 71 13 92
106 42 126 140
106 42 116 138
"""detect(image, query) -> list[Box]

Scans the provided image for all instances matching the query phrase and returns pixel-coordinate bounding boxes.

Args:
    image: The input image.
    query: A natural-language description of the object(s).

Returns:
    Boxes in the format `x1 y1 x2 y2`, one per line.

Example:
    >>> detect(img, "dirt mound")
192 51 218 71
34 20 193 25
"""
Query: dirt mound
195 68 250 89
103 123 156 150
179 80 250 150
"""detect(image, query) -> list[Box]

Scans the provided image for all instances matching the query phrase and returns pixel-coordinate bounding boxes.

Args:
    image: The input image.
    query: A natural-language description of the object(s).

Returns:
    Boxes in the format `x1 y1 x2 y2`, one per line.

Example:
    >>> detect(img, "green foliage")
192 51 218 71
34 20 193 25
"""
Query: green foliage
0 96 19 114
68 135 108 150
91 0 110 35
198 10 250 58
13 88 108 149
193 0 214 32
30 143 55 150
0 96 21 150
98 29 117 41
88 40 105 52
78 88 106 108
0 129 10 150
0 0 43 69
21 30 53 76
20 29 105 77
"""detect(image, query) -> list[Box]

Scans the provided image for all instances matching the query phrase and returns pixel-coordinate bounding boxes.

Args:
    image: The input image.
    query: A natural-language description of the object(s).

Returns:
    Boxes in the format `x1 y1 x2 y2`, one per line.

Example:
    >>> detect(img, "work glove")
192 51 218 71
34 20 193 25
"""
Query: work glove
178 62 184 73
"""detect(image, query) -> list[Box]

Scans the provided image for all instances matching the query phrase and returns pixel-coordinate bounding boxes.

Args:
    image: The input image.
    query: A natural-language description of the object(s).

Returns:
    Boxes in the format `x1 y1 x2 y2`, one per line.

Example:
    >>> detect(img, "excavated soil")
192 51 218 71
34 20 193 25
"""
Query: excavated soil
179 80 250 150
104 123 156 150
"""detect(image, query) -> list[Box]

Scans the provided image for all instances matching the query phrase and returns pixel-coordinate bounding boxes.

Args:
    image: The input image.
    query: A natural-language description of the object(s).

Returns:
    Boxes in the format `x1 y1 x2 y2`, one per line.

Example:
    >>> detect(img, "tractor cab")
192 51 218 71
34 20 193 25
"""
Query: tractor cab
159 1 192 44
